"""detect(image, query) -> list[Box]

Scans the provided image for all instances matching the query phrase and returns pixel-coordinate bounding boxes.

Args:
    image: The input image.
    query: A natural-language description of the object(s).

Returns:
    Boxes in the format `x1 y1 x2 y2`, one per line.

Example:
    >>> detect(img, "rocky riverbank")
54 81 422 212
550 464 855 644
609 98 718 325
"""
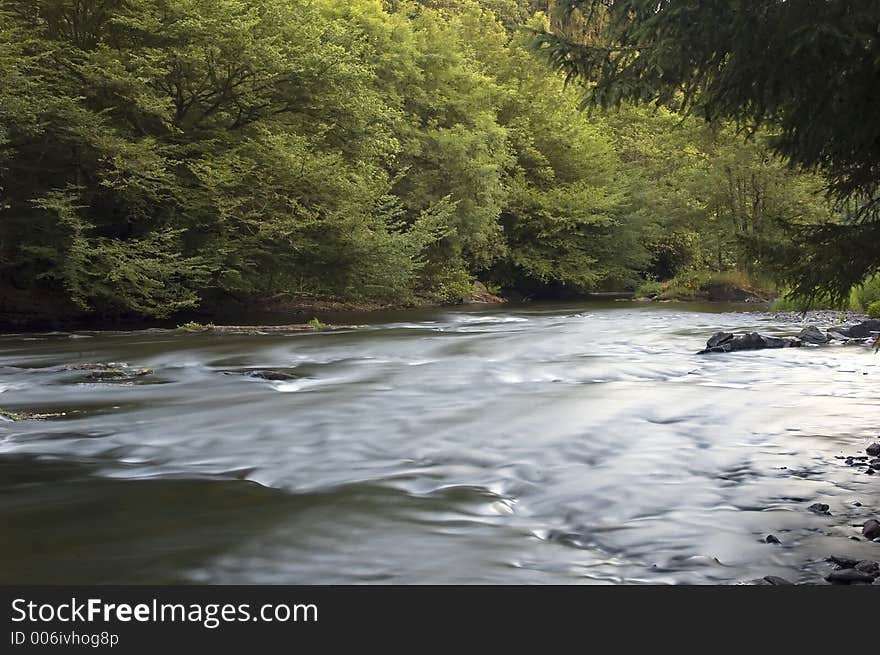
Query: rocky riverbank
696 316 880 584
698 318 880 354
751 442 880 586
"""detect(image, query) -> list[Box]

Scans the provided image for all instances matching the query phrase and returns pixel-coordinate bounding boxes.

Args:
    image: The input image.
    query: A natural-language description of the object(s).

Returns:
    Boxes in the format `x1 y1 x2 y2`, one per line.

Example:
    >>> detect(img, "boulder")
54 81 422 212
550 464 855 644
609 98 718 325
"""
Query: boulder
762 575 793 585
798 325 829 345
827 555 860 569
706 331 734 348
698 331 802 354
826 569 875 585
867 443 880 457
855 561 879 575
837 319 880 339
863 519 880 540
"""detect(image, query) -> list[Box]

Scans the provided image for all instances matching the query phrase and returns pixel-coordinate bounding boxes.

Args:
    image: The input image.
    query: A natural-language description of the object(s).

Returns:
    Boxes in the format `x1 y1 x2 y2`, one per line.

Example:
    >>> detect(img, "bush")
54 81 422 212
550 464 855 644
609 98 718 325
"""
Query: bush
634 279 664 298
428 268 476 304
654 269 776 301
771 293 849 311
853 275 880 311
868 300 880 318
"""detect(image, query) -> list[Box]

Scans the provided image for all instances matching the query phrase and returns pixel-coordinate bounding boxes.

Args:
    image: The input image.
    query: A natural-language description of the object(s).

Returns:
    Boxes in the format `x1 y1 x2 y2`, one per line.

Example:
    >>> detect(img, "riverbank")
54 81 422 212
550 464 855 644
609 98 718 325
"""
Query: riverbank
0 283 506 332
635 271 777 303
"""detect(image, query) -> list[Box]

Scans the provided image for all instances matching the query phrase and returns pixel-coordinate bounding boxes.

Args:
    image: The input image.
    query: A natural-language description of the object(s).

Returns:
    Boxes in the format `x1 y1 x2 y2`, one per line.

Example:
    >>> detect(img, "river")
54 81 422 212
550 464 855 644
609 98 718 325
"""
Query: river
1 301 878 584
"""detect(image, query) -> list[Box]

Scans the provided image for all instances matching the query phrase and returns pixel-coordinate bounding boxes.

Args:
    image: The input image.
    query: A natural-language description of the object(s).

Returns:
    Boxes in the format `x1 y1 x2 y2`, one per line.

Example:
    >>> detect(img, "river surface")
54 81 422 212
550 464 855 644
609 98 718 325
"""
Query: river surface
2 301 879 584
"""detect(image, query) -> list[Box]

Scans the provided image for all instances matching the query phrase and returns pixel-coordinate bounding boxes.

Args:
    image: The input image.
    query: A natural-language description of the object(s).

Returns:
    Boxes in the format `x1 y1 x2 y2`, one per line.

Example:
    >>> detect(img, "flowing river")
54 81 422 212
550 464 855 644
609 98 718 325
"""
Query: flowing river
2 301 879 584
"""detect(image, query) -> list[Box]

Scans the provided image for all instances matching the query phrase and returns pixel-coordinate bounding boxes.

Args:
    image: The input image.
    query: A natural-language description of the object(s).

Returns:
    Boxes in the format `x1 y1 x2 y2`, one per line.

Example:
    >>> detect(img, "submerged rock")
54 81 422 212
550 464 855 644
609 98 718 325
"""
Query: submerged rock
81 368 152 381
62 362 153 382
698 331 801 354
249 370 300 381
808 503 831 515
0 408 67 421
764 534 781 544
63 362 125 371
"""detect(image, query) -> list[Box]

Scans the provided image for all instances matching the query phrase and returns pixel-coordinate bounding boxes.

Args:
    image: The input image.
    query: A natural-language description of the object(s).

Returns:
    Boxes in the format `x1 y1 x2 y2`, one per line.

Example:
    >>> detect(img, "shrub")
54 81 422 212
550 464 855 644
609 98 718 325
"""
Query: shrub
868 300 880 318
853 275 880 311
635 279 664 298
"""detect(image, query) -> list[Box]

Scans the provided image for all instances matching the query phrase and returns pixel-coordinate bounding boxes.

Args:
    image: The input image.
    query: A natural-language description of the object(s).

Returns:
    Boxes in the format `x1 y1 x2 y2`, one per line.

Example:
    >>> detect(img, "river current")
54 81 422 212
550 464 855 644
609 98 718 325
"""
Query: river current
2 301 878 584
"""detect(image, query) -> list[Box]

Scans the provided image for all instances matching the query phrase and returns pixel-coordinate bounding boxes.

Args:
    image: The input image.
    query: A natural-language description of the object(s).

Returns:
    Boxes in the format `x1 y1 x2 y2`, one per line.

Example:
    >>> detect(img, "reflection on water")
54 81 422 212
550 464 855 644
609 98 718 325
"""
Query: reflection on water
1 301 879 584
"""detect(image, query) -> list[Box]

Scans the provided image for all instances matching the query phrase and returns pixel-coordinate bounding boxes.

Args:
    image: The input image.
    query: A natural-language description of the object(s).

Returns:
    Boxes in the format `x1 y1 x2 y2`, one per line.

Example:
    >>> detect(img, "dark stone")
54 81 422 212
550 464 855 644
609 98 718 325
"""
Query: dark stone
249 370 299 381
81 367 152 381
870 459 880 470
863 519 880 540
761 335 793 348
762 575 793 585
828 556 860 569
707 331 734 348
764 534 781 544
699 331 801 354
798 325 829 344
867 443 880 457
808 503 831 515
826 569 876 585
866 469 875 475
854 501 863 507
855 561 879 575
826 328 850 341
839 319 880 339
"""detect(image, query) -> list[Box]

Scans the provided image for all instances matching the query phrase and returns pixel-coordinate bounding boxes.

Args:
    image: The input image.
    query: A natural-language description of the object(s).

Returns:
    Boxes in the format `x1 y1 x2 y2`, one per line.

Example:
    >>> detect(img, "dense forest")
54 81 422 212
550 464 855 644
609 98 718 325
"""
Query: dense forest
0 0 873 325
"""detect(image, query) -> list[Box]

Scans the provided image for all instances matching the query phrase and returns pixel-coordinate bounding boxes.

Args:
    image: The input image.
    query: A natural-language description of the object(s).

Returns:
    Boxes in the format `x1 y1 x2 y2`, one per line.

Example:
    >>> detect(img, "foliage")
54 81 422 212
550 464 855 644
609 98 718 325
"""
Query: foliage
851 276 880 313
652 270 776 302
178 321 213 331
0 0 846 322
536 0 880 302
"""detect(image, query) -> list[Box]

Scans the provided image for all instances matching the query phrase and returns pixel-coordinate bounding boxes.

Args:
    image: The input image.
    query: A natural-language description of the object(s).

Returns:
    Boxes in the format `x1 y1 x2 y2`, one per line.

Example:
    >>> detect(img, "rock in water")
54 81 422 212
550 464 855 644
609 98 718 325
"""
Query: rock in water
867 443 880 457
762 575 793 585
826 569 875 585
838 319 880 339
249 370 299 381
764 534 781 544
798 325 829 344
808 503 831 515
698 331 801 354
863 519 880 540
707 331 734 348
855 561 879 575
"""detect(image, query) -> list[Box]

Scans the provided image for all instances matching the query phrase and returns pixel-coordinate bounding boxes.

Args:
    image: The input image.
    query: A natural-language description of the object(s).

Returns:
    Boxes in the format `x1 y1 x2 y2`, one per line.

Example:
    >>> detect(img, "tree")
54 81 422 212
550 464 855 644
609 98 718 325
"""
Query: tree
536 0 880 300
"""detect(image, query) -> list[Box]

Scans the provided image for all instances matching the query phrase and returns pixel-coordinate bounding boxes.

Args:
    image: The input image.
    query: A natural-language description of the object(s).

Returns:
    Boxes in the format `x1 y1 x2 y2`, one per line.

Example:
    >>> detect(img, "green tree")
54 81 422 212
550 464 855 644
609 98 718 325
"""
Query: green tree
537 0 880 300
